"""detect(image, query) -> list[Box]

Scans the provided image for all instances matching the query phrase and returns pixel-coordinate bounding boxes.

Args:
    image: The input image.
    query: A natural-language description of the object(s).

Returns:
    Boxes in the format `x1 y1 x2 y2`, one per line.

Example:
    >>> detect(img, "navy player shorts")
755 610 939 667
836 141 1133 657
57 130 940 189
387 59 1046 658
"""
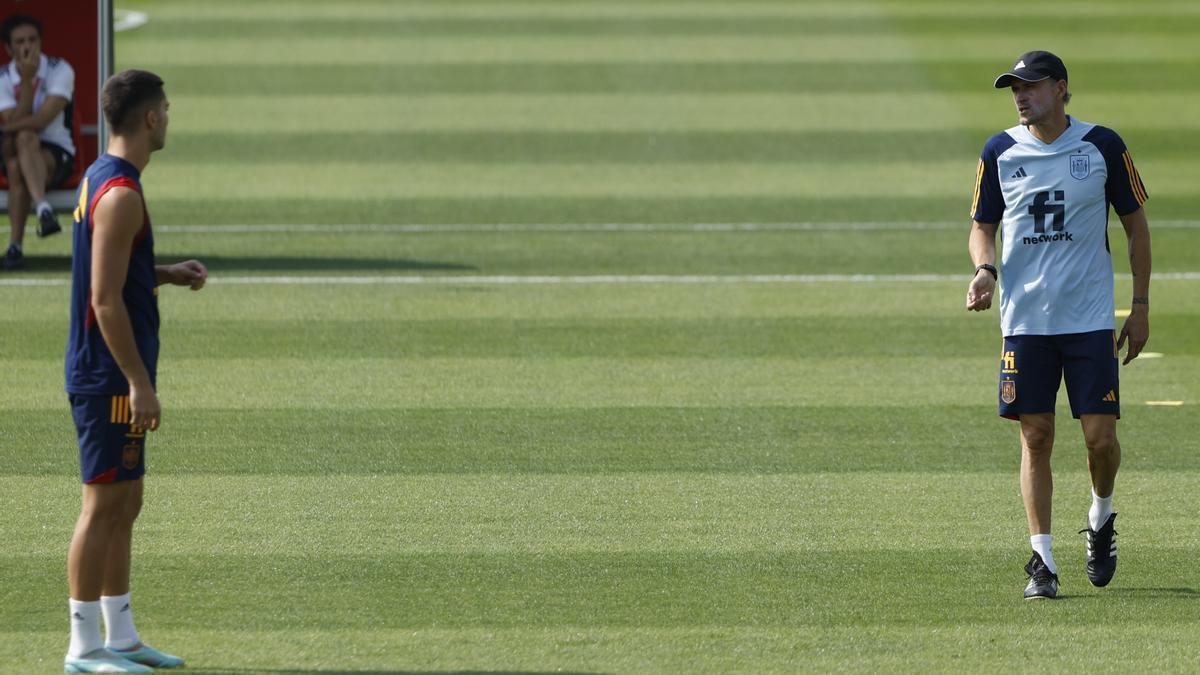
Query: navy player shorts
998 330 1120 420
69 394 146 484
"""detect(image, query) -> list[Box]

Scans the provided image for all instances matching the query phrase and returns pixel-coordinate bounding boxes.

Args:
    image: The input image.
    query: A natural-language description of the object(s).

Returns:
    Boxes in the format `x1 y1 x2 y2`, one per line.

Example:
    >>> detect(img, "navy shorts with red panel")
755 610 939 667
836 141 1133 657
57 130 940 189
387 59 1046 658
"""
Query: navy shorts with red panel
70 394 146 484
999 329 1120 420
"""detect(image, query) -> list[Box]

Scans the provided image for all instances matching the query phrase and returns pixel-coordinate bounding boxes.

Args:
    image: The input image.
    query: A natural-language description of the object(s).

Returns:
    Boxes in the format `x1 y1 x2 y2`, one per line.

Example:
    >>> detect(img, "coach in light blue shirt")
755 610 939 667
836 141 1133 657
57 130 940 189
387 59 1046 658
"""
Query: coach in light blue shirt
964 50 1152 600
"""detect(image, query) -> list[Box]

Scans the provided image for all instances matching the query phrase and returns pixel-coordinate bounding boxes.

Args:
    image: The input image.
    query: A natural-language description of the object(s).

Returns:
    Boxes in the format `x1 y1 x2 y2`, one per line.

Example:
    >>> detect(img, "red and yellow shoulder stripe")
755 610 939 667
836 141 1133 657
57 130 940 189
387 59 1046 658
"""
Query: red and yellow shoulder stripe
969 159 986 217
1122 150 1148 204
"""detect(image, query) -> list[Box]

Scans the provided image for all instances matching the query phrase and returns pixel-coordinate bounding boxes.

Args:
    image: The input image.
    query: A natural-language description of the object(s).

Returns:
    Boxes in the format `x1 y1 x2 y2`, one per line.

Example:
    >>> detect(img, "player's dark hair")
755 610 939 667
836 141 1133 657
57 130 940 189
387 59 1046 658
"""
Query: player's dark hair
1 14 42 46
102 69 166 134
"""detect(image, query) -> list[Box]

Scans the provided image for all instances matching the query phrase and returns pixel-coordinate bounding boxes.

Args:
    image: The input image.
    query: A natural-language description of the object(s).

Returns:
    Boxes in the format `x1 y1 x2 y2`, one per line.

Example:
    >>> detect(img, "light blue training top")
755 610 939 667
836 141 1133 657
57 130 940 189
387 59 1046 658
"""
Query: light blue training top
971 117 1148 337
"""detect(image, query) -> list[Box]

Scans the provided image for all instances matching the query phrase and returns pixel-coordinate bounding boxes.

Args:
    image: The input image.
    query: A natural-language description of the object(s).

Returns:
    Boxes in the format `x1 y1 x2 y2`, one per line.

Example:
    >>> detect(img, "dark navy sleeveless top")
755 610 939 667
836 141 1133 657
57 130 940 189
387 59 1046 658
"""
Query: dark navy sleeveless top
65 154 159 395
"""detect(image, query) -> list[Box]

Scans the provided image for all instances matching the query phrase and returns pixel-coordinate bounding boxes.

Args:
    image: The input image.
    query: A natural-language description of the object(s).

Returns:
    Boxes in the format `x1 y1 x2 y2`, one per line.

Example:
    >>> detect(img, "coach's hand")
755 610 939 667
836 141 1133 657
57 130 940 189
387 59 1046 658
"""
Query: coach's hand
130 382 161 431
966 270 995 311
1117 306 1149 365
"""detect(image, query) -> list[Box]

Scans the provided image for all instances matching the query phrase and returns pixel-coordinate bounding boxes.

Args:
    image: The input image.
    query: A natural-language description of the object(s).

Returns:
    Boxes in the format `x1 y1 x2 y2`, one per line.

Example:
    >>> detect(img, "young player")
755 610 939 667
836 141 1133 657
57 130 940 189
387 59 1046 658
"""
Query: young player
965 51 1151 599
63 69 207 672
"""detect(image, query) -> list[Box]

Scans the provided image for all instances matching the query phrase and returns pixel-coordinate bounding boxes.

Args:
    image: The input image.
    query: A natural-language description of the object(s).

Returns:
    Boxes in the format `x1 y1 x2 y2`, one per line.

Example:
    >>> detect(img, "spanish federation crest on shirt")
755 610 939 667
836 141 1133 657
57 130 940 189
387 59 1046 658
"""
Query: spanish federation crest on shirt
1069 153 1090 180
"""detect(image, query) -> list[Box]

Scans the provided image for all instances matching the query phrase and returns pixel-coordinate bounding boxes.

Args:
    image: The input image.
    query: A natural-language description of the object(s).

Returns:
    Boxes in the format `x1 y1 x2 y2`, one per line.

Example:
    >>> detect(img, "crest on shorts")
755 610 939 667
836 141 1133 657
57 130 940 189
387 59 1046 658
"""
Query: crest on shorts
122 443 141 470
1001 380 1017 404
1069 154 1090 180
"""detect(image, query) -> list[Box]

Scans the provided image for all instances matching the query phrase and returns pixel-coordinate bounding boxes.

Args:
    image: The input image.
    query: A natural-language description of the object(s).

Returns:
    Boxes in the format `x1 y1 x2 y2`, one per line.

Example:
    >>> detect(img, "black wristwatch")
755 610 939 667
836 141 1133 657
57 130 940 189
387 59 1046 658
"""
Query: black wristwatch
975 263 998 280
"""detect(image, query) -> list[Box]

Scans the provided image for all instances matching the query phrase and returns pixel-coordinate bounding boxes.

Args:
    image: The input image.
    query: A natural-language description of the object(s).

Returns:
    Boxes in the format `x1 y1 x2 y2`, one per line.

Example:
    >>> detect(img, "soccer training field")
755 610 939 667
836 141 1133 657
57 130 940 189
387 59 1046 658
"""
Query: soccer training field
3 0 1200 671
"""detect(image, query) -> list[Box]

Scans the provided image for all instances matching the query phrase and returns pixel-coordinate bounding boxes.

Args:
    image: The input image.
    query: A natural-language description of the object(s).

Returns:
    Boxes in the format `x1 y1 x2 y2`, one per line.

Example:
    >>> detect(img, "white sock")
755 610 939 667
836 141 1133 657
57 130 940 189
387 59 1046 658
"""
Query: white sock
100 593 141 650
36 200 53 217
1089 489 1114 531
1030 534 1057 574
68 598 103 658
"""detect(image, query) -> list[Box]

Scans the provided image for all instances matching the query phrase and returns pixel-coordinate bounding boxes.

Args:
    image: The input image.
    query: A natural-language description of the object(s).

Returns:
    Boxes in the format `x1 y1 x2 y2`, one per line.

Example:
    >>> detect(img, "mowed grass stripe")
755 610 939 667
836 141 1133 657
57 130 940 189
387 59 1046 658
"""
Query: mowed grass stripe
162 94 1200 133
164 129 981 163
6 548 1200 631
8 277 1200 324
160 128 1200 164
119 15 1200 40
4 282 982 322
144 226 1200 276
90 196 987 227
118 34 1200 66
0 227 1004 276
107 194 1199 225
6 473 1200 556
152 61 1200 96
124 35 926 66
144 227 1005 276
147 221 1200 232
3 407 1194 476
127 0 1200 21
7 316 1001 359
0 282 1060 322
136 160 1195 201
5 355 1193 411
11 313 1200 360
9 626 1200 673
142 161 981 200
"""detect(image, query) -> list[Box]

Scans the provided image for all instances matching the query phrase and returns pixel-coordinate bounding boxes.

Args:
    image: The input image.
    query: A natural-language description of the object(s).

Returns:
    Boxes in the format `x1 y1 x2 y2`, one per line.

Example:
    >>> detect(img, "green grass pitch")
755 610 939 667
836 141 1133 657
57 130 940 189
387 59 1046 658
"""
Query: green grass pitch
2 0 1200 671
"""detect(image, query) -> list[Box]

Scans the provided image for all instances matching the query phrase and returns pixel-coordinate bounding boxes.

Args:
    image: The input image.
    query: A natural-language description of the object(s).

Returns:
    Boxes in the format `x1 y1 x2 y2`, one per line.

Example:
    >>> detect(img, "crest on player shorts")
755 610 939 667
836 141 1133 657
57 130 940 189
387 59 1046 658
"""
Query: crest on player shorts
122 443 141 470
1069 154 1090 180
1001 380 1017 404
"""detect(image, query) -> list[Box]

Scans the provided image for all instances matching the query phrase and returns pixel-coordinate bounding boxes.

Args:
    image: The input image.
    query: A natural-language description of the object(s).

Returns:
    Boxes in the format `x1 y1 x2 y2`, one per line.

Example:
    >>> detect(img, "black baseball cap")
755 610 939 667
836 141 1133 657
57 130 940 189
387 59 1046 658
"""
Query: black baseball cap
993 51 1068 88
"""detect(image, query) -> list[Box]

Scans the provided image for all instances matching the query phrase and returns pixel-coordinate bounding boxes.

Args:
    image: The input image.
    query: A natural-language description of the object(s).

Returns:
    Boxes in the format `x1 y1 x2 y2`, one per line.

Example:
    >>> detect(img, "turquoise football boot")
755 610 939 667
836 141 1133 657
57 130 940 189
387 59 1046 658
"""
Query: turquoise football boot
111 643 185 669
64 648 153 672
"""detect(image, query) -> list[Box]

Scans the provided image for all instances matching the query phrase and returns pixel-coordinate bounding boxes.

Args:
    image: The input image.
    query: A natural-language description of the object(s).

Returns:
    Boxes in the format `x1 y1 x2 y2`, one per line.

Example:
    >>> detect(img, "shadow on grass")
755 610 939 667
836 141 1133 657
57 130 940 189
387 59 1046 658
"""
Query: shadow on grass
0 254 72 274
183 670 604 675
7 255 477 275
1064 587 1200 600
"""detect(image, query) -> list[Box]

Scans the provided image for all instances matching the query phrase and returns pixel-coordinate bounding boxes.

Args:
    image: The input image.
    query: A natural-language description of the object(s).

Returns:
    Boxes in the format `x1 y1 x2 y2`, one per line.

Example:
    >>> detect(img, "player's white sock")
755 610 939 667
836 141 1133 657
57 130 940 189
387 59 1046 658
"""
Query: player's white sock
1089 489 1114 531
1030 534 1057 574
68 598 103 658
36 200 53 217
101 593 141 650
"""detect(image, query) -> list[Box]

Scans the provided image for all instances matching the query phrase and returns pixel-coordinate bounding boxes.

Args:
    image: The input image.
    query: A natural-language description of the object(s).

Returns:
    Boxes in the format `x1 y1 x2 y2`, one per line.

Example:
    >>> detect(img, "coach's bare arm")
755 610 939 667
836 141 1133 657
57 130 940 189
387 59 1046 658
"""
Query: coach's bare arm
966 219 999 311
1117 207 1152 365
91 186 161 431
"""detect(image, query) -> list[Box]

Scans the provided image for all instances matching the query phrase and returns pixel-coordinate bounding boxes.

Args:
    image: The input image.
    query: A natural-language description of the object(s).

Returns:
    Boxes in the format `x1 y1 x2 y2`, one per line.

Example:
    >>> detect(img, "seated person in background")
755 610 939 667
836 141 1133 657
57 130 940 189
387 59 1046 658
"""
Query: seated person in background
1 13 75 270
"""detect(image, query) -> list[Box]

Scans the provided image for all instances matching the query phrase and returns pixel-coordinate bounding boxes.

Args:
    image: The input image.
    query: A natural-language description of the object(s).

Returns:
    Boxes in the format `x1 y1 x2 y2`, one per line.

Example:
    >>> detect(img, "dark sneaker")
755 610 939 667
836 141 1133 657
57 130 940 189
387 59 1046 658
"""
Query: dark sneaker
1081 512 1118 587
37 207 62 237
1024 551 1059 600
2 243 22 270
